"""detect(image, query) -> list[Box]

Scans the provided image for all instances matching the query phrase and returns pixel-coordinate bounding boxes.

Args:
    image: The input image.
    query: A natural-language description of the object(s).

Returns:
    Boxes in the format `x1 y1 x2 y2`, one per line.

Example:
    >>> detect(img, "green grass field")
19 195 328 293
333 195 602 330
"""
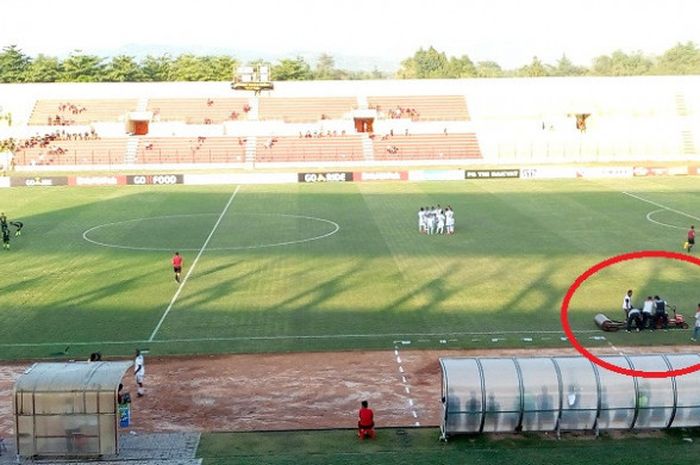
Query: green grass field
197 427 700 465
1 177 699 360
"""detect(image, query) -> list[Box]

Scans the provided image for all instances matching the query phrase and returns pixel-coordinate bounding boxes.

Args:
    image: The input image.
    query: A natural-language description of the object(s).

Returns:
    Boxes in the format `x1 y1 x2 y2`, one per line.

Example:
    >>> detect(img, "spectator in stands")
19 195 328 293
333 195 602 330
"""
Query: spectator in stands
207 99 214 106
229 111 239 120
243 104 251 113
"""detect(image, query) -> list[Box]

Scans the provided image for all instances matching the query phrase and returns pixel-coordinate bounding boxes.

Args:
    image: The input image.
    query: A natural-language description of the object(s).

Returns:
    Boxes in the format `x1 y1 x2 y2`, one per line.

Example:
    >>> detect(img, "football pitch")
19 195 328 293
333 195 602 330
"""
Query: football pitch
0 177 699 360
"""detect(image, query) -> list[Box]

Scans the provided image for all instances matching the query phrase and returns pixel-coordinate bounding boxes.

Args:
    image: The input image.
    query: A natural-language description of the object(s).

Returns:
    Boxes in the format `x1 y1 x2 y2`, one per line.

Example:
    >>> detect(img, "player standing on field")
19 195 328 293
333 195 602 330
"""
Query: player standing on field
172 252 183 283
687 225 695 253
134 349 145 397
2 226 9 250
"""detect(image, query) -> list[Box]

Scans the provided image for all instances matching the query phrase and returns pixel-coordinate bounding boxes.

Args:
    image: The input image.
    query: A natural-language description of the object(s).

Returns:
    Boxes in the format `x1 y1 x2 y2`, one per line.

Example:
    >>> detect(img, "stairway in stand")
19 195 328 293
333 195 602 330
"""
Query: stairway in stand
245 136 257 168
361 133 374 161
681 130 697 157
675 93 697 156
125 138 140 165
248 96 259 120
137 97 149 112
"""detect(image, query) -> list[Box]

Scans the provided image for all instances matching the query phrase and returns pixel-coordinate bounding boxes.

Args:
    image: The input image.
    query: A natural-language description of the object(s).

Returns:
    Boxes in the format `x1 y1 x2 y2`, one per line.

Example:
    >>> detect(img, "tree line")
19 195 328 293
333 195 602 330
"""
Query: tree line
1 43 699 83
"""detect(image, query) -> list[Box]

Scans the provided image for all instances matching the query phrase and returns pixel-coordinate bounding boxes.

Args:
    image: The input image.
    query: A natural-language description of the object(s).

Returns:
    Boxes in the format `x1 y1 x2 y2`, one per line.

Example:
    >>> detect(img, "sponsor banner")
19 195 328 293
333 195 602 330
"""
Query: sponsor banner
184 173 297 185
126 174 183 185
408 170 464 182
298 172 353 183
689 166 700 176
633 166 689 177
354 171 408 182
10 176 69 187
0 177 9 188
576 167 633 179
465 169 520 180
520 167 577 179
70 175 127 186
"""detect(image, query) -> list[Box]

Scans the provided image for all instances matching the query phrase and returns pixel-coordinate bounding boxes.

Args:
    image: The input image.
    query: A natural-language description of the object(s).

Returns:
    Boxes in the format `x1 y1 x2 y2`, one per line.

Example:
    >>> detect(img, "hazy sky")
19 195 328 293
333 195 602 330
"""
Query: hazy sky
2 0 700 67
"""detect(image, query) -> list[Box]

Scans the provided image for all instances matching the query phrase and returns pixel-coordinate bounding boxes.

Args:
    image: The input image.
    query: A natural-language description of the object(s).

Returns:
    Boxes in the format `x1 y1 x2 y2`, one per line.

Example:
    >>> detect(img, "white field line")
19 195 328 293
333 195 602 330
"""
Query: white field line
0 329 601 348
82 212 339 252
148 185 240 342
623 191 700 223
394 344 421 426
646 209 687 230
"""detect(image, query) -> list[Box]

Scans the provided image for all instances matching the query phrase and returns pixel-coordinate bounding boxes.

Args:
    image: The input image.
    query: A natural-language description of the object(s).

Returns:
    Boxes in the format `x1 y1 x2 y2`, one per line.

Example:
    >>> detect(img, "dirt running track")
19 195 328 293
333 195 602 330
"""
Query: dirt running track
0 346 698 436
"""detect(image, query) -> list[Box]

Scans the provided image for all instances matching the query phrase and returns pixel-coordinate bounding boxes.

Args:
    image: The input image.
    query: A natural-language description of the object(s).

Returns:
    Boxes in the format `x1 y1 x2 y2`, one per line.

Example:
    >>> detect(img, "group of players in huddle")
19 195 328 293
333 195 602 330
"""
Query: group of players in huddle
418 206 455 235
1 212 24 250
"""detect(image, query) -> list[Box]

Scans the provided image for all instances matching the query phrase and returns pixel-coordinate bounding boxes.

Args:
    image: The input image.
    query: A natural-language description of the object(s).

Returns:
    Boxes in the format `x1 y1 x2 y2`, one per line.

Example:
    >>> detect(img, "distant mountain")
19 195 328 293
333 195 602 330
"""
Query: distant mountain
92 43 400 73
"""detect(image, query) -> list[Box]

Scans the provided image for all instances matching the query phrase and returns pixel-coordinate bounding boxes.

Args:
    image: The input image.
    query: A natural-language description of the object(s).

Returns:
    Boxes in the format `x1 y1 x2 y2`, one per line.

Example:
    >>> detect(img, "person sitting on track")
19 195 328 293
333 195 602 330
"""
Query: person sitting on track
653 295 669 329
641 296 655 330
358 400 376 439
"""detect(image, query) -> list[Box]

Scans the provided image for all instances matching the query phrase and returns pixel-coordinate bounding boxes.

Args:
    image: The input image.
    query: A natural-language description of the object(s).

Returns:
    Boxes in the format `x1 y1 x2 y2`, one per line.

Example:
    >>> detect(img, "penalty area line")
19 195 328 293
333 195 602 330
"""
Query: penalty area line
622 191 700 223
148 185 241 342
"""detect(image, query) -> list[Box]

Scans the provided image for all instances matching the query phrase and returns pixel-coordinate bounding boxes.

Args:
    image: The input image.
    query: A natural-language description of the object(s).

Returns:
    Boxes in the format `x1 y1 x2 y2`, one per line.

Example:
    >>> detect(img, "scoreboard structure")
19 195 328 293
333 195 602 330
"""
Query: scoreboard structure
231 64 274 93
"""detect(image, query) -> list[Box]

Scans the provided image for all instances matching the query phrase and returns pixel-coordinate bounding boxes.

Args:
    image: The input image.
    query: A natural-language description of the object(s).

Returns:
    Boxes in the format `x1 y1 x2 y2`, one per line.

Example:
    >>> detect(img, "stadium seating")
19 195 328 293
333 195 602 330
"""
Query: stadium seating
258 97 357 122
372 133 482 161
367 95 470 121
147 98 250 124
255 135 364 163
29 99 138 125
136 137 247 164
12 138 128 165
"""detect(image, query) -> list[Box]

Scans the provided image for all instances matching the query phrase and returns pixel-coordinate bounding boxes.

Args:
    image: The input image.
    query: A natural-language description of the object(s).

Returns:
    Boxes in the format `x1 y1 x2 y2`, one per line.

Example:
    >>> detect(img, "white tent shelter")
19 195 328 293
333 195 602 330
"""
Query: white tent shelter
440 354 700 438
14 361 132 458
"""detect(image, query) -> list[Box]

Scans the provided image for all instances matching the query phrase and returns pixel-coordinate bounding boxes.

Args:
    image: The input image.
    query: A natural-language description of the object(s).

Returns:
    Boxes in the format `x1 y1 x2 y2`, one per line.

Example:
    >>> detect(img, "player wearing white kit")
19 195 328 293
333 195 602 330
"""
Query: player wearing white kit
426 208 436 235
436 209 446 234
446 207 455 234
418 208 425 233
134 349 145 397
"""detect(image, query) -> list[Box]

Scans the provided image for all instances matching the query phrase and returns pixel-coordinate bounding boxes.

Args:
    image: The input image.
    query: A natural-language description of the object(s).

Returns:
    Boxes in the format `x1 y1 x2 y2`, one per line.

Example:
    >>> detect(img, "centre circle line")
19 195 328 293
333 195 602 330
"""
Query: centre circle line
82 212 340 252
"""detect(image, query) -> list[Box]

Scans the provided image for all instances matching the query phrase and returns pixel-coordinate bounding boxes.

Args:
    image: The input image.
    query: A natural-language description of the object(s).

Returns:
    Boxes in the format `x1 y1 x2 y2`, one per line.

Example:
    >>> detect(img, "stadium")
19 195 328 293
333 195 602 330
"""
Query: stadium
2 2 700 464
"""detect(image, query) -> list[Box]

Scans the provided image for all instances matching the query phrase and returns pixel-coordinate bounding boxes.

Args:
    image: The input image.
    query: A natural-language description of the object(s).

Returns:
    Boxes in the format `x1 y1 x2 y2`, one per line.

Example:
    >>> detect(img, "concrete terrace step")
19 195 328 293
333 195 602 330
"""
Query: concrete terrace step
126 138 140 164
361 133 374 161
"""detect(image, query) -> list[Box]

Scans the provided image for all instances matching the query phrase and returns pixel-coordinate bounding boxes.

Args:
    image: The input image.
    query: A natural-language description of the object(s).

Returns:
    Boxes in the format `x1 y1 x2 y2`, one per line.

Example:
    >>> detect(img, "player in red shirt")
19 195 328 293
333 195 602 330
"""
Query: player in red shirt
358 400 375 439
687 225 695 253
172 252 183 283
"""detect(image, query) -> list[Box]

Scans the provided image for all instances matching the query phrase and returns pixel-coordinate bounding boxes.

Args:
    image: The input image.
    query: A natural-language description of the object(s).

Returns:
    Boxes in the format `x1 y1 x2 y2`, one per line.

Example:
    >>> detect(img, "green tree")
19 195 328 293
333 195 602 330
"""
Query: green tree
104 55 143 82
0 45 31 82
654 41 700 75
447 55 476 78
201 55 238 81
475 61 503 78
314 53 337 80
519 56 549 77
272 56 313 81
140 55 173 82
397 46 449 79
554 54 587 76
25 54 62 82
170 54 202 81
60 51 104 82
591 50 652 76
